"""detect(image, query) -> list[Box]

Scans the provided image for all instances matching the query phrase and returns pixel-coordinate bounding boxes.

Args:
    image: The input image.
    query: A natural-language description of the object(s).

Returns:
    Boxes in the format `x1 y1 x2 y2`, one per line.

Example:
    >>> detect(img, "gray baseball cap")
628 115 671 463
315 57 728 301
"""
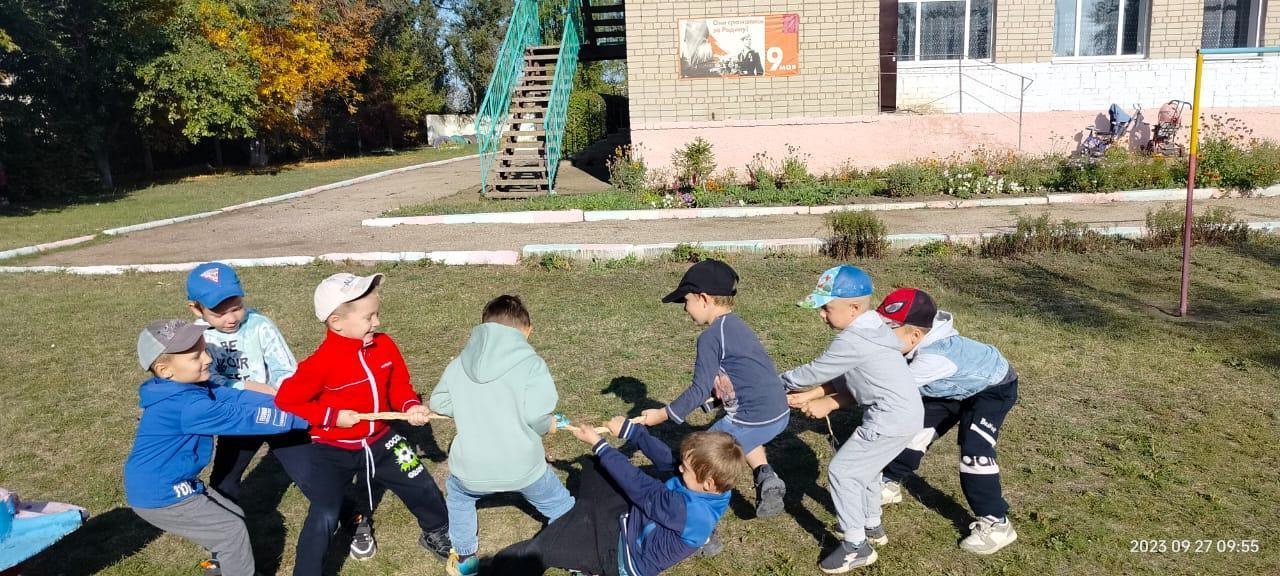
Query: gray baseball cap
137 319 207 371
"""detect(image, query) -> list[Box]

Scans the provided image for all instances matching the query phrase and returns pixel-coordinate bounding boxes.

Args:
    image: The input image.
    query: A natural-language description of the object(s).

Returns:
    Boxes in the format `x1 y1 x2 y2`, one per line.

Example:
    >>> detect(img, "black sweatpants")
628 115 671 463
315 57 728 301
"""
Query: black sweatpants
293 433 448 576
489 459 627 576
882 377 1018 519
210 429 313 503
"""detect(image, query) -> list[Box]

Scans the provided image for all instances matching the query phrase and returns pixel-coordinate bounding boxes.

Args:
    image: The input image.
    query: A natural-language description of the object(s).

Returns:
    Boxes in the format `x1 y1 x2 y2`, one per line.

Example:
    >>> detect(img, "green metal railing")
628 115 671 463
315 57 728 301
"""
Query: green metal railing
476 0 542 194
543 0 582 192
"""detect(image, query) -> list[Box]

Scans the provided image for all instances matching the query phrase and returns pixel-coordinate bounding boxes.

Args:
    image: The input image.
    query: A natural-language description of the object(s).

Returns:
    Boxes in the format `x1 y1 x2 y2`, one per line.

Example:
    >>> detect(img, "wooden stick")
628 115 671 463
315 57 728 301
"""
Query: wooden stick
354 412 452 422
560 424 612 434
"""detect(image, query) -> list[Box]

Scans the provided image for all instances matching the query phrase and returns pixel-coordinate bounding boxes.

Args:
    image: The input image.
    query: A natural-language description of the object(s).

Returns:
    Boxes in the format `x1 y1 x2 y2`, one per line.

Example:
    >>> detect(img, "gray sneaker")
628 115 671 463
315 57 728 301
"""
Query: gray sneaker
960 516 1017 555
818 540 878 573
692 530 724 558
864 525 888 546
880 479 903 505
754 467 786 518
828 523 888 546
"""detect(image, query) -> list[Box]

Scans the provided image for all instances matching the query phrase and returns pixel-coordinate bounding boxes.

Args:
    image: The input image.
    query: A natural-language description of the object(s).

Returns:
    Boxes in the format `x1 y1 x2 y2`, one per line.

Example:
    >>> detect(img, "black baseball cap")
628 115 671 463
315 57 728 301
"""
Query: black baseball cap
662 259 739 303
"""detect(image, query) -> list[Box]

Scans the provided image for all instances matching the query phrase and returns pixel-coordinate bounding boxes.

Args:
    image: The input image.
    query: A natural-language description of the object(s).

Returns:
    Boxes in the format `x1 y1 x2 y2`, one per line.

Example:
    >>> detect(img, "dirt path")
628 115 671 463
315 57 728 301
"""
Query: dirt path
27 158 1280 266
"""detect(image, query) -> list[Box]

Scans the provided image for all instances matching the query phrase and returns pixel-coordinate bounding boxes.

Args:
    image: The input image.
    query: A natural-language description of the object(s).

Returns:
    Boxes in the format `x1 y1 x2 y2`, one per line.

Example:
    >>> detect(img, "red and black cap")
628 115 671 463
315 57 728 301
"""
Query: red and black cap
876 288 937 329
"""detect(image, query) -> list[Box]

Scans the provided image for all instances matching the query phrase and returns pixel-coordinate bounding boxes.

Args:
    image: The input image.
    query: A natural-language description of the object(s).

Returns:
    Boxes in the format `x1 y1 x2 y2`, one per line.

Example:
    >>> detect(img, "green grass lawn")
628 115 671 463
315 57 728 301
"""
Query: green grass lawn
0 145 476 251
2 244 1277 575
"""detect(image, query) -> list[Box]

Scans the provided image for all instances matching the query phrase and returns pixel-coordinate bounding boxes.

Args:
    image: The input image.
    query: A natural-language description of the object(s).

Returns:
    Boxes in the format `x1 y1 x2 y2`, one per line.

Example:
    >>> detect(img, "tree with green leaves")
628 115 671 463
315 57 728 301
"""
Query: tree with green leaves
443 0 512 111
134 36 262 168
0 0 170 194
351 0 449 148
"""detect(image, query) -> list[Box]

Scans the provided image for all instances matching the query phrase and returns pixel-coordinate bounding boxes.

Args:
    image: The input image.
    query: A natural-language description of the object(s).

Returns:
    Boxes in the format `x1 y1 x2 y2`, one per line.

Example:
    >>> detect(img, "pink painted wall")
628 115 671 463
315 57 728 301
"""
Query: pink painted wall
631 108 1280 175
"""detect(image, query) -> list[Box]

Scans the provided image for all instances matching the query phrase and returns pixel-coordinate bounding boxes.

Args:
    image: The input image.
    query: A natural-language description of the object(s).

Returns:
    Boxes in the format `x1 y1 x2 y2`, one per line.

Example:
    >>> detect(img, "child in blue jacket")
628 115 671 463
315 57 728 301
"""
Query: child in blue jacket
489 417 746 576
874 288 1019 555
124 319 308 576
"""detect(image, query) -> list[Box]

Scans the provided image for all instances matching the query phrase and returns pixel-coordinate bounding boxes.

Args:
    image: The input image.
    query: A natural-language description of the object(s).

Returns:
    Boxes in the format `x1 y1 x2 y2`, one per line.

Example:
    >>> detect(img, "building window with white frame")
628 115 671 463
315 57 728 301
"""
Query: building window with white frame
1052 0 1150 57
1202 0 1265 48
897 0 994 61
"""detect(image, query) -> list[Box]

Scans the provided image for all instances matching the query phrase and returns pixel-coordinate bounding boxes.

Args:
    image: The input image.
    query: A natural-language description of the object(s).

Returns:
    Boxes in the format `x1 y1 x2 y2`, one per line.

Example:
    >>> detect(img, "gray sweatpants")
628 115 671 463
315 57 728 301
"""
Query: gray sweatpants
828 426 914 545
133 490 254 576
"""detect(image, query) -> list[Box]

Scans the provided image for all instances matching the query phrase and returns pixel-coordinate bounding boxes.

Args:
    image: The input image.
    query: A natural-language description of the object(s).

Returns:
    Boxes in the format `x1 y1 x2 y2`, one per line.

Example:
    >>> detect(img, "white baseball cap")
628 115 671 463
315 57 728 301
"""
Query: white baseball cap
314 272 385 321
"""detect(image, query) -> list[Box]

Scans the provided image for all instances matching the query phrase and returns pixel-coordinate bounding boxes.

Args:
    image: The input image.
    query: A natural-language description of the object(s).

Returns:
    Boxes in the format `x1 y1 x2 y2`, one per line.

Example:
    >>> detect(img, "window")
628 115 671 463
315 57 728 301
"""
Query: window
1053 0 1150 57
1202 0 1264 48
897 0 994 61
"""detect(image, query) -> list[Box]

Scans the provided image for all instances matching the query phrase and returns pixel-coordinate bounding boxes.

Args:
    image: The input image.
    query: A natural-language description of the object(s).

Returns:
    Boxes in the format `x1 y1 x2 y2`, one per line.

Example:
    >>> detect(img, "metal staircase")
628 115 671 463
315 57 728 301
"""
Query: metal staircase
476 0 626 197
581 1 627 62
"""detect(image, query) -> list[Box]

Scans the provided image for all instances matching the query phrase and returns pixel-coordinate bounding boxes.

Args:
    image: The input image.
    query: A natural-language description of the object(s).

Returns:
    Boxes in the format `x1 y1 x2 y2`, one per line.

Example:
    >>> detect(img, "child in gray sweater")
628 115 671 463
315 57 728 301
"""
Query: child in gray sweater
781 265 923 573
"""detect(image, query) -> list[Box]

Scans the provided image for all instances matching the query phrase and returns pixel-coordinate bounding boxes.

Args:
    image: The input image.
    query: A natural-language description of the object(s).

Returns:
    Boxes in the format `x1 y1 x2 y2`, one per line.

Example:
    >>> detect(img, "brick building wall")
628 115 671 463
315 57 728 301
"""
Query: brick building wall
994 0 1056 63
1149 0 1204 58
624 0 879 129
1267 0 1280 47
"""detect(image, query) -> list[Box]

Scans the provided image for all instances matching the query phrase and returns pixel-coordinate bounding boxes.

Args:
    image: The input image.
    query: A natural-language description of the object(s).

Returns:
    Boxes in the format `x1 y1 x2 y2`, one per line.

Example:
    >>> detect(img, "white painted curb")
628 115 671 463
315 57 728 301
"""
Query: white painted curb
364 183 1280 227
5 221 1277 275
102 153 479 236
0 235 97 261
0 250 518 275
0 152 480 262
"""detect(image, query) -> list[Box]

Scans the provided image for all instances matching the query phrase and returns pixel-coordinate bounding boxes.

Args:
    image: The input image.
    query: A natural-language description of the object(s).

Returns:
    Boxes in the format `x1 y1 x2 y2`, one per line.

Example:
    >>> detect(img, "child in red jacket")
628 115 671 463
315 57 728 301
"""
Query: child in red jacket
275 272 450 576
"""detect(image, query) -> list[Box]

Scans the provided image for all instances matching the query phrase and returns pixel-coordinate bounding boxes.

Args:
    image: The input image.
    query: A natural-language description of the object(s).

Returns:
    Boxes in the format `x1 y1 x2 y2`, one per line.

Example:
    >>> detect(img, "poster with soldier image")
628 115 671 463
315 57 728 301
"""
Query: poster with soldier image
678 14 799 79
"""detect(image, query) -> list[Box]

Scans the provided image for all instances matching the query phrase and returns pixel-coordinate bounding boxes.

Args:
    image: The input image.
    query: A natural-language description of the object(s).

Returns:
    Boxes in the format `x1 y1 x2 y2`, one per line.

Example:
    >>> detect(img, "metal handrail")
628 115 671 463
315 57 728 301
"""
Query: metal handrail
476 0 542 194
889 55 1034 149
543 0 583 192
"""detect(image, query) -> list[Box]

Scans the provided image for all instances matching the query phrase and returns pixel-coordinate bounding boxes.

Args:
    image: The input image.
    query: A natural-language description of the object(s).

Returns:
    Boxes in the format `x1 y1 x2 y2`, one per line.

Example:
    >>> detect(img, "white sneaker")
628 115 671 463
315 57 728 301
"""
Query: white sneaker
960 516 1017 555
880 480 902 505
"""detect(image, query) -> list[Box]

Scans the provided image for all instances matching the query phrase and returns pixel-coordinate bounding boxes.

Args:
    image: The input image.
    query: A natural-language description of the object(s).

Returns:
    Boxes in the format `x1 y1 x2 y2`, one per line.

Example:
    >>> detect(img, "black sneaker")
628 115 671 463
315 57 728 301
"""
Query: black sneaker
818 540 878 574
349 515 377 560
754 465 786 519
418 526 452 561
692 530 724 558
199 559 221 576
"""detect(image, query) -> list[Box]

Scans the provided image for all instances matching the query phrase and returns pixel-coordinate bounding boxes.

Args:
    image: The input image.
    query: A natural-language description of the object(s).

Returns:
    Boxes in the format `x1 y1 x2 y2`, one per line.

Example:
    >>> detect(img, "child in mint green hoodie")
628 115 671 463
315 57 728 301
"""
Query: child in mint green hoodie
429 295 573 575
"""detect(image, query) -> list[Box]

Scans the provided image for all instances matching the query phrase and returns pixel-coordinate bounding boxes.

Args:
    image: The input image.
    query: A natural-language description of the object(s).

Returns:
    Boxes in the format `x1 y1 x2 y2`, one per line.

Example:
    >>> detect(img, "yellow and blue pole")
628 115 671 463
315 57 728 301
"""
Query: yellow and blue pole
1180 46 1280 317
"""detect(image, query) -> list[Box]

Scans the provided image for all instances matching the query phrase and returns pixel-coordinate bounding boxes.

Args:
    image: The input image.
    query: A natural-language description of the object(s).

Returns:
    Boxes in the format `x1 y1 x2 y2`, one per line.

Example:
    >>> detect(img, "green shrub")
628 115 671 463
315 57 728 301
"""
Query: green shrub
1143 205 1250 248
564 90 606 157
979 214 1116 257
747 152 777 190
672 137 716 191
1050 148 1177 193
905 240 972 257
591 254 645 270
826 210 889 259
531 252 573 270
670 242 716 263
606 145 648 194
878 163 946 197
778 144 813 187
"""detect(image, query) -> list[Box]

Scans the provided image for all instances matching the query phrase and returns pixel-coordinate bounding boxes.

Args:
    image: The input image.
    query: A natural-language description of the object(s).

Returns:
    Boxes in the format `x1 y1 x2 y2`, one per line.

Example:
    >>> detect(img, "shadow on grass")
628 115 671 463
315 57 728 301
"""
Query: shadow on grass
235 454 296 576
901 475 974 536
931 258 1128 329
25 507 162 576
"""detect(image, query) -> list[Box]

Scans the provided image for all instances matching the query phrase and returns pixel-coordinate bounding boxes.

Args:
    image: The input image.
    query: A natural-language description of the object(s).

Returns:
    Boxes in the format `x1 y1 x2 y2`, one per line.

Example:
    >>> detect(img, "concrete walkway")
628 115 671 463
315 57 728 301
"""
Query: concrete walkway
27 157 1280 266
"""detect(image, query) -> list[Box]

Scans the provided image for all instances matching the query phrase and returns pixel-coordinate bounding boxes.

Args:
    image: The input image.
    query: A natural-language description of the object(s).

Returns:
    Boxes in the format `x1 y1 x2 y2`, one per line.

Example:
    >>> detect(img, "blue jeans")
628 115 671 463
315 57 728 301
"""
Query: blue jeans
446 468 575 556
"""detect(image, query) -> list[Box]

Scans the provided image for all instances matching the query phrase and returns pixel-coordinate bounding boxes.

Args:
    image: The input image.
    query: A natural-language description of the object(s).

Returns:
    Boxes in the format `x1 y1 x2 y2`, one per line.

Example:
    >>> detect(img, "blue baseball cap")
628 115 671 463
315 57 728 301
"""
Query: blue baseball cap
799 265 873 309
186 263 245 309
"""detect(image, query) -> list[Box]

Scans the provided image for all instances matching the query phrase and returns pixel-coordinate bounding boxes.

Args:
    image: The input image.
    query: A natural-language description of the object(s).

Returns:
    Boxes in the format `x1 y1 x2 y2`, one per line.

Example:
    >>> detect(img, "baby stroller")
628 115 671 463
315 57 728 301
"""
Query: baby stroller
1143 100 1190 157
1081 103 1142 158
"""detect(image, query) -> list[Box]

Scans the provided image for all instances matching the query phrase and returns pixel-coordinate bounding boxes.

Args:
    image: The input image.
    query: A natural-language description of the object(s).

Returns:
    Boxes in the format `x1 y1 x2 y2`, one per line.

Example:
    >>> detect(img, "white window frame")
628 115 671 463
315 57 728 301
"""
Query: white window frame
1201 0 1266 49
1053 0 1150 58
898 0 994 62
